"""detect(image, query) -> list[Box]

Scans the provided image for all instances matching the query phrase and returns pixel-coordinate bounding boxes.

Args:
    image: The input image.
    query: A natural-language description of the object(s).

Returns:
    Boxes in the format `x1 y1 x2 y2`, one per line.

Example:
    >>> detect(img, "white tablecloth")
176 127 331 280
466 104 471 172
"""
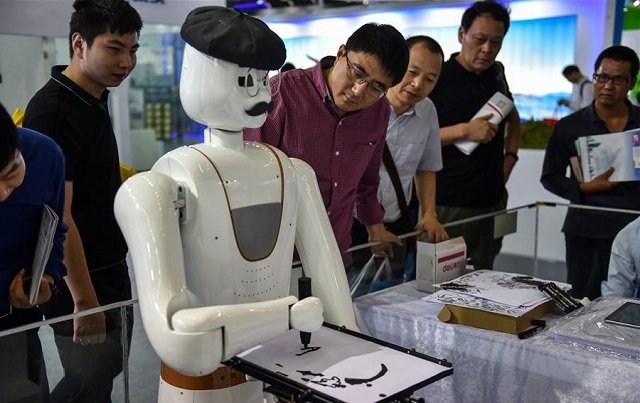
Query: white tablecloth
353 282 639 403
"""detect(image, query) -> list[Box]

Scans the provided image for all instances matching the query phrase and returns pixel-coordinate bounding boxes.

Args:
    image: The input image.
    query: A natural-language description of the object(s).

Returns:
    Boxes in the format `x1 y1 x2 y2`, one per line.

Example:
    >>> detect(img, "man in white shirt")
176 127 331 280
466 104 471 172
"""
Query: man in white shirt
558 65 594 111
351 36 448 287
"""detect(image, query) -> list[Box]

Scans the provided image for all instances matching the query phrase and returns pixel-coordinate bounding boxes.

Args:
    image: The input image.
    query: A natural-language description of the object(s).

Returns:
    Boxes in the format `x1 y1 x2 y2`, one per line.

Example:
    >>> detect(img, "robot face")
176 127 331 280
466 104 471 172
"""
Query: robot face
179 44 272 131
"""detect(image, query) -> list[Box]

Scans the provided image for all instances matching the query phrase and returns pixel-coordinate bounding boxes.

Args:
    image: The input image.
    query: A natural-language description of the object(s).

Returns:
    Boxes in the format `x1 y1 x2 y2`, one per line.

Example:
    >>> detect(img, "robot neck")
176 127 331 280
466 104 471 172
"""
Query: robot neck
204 127 244 151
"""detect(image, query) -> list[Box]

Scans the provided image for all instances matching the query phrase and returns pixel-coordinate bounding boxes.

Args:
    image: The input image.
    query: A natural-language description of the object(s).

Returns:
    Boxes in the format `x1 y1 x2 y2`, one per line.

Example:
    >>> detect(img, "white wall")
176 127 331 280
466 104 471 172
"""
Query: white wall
504 150 568 262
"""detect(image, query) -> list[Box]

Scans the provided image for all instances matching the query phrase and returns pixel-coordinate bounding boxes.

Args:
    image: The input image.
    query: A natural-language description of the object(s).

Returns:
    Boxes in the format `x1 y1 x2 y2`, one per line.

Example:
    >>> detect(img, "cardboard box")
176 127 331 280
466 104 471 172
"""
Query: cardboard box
416 237 466 293
437 300 554 335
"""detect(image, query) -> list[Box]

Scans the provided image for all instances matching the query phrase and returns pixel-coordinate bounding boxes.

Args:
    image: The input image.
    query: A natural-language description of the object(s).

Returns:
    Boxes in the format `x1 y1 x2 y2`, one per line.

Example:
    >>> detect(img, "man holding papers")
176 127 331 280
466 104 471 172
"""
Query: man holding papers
541 45 640 300
429 0 521 270
0 103 66 400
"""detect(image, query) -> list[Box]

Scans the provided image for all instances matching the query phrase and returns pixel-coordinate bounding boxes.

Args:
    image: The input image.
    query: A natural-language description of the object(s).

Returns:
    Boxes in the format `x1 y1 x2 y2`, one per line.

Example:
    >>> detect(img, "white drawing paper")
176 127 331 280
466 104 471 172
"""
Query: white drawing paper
236 327 450 402
423 270 571 314
423 289 543 317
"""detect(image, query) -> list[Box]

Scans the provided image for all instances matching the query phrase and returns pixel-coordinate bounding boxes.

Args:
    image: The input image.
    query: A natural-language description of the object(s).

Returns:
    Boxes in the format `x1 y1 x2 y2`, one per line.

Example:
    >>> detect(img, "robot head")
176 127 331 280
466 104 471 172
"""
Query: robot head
179 6 286 131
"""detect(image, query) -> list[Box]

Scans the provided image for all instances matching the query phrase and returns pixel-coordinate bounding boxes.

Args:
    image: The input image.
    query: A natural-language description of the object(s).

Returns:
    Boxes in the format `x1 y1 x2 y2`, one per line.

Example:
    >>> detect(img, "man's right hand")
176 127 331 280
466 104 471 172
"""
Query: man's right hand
73 308 107 345
466 114 498 143
580 167 617 194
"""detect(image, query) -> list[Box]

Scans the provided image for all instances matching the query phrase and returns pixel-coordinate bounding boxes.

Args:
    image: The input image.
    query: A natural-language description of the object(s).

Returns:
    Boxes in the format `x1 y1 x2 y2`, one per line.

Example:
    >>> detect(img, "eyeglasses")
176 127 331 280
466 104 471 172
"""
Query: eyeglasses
238 68 282 97
592 73 633 86
344 53 388 99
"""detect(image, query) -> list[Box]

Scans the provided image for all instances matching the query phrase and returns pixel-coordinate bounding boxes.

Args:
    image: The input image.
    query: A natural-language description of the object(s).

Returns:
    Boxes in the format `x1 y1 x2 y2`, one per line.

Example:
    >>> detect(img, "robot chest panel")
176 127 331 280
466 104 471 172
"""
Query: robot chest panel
175 147 298 302
184 197 297 303
189 148 295 260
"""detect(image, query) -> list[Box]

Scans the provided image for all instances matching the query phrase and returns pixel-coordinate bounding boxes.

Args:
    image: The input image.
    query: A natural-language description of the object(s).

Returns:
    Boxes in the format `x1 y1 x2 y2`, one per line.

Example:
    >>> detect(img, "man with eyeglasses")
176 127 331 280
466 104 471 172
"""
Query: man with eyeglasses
428 0 521 270
541 45 640 300
244 23 409 267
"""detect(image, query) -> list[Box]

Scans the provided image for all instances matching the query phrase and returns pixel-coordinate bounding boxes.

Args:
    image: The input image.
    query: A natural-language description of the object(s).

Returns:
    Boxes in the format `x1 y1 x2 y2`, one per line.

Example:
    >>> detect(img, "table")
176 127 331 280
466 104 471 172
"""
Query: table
353 282 639 403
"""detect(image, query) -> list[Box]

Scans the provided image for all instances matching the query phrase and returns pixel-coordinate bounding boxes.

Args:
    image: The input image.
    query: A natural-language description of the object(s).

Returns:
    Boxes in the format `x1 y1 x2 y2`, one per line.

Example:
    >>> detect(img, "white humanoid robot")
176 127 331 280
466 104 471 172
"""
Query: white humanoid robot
114 6 357 403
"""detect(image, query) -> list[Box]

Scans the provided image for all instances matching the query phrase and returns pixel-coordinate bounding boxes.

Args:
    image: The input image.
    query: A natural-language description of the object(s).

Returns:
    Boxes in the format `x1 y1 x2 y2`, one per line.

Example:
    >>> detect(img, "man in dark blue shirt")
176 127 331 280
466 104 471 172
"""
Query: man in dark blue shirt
1 102 67 402
541 45 640 300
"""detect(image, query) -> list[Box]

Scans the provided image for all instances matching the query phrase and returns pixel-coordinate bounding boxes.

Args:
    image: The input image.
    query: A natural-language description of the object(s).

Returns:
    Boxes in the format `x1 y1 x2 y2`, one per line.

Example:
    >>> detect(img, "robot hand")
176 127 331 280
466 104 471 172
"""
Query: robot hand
290 296 323 332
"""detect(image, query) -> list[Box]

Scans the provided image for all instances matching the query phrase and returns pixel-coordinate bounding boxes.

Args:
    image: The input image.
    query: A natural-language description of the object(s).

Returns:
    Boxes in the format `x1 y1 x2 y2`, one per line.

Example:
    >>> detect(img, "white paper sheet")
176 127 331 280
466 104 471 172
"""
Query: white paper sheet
423 270 571 316
422 289 547 317
236 327 451 402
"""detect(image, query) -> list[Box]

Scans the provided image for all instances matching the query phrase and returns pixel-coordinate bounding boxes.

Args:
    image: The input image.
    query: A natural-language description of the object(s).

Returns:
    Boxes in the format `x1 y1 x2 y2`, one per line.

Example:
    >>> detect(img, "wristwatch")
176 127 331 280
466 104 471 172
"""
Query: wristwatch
505 151 519 162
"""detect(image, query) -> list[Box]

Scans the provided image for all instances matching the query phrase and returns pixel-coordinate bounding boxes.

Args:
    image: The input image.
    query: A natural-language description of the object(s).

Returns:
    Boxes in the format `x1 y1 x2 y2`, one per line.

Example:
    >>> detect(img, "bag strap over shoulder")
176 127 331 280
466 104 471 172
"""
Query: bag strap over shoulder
382 142 410 229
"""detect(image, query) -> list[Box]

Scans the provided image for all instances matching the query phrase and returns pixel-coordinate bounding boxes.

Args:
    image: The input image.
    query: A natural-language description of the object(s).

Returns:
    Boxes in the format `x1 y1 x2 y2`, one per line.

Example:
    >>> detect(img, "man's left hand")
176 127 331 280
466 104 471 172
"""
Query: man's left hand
366 223 402 258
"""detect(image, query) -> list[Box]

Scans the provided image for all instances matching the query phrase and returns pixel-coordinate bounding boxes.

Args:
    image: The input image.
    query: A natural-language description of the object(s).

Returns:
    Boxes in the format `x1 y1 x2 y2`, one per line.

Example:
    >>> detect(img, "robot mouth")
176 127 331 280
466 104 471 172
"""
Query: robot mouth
245 101 273 116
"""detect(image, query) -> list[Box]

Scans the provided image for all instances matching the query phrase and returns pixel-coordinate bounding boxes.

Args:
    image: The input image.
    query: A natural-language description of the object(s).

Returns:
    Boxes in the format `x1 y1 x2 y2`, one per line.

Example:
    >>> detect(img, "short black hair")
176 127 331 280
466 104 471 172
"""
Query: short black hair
594 45 640 79
562 65 580 76
461 0 511 35
406 36 444 62
0 103 18 173
345 23 409 87
68 0 143 58
281 62 296 72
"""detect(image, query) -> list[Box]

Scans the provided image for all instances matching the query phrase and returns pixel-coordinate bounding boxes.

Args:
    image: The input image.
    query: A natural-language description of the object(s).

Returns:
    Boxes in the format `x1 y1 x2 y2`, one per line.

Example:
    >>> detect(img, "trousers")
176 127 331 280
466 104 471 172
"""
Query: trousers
40 261 133 403
564 234 613 300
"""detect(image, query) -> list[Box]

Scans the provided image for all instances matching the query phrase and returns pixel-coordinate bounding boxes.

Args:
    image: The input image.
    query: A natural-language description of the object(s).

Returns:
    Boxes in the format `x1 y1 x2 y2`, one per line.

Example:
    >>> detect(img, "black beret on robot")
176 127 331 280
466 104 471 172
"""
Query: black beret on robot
180 6 286 71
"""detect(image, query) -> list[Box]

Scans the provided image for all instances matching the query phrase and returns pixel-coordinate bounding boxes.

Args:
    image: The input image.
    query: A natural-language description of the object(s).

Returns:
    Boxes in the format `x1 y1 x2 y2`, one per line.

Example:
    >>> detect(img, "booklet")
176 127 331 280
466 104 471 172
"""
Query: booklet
28 204 59 305
454 91 514 155
574 129 640 182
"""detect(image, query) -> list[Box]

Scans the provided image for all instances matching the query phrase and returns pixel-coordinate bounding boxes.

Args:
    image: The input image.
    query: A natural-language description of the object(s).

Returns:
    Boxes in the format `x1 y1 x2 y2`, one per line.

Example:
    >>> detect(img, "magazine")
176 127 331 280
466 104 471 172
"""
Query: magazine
28 204 59 305
454 91 514 155
574 129 640 182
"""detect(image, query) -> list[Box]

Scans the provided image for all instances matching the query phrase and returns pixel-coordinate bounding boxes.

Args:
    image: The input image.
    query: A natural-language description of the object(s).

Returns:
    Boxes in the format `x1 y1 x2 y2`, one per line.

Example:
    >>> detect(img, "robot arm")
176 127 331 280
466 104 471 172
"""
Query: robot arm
115 172 222 375
171 295 323 358
291 159 359 331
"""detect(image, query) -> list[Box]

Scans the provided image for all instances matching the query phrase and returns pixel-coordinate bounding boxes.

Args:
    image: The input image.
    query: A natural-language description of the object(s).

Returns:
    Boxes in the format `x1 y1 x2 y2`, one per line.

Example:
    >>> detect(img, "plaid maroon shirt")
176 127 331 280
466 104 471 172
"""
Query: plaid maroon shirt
244 57 388 253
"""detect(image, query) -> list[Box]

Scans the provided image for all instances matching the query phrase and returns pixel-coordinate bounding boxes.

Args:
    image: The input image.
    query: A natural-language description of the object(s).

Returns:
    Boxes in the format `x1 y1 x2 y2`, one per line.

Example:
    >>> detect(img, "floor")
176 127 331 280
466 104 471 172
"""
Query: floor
34 253 567 403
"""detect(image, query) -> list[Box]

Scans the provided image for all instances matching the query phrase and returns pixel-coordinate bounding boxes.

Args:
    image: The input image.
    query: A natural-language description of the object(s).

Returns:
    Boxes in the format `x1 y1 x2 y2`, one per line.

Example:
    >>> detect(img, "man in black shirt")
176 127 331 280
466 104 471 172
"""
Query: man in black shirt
541 45 640 300
23 1 142 401
429 0 521 269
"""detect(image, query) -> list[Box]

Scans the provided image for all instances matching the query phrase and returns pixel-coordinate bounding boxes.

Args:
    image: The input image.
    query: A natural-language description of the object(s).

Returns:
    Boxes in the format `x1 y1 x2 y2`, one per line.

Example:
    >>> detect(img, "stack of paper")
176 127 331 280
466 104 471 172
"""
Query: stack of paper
422 270 571 317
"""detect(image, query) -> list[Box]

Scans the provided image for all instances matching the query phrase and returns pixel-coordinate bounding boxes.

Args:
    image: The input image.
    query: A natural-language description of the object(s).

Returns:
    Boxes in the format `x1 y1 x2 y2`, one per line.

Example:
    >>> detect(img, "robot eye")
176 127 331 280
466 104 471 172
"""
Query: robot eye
238 75 255 87
238 68 270 97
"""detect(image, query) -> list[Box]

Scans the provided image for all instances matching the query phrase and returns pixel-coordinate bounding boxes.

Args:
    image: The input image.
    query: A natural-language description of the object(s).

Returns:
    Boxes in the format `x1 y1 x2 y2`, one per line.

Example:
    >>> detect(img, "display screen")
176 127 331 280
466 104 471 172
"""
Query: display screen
604 302 640 330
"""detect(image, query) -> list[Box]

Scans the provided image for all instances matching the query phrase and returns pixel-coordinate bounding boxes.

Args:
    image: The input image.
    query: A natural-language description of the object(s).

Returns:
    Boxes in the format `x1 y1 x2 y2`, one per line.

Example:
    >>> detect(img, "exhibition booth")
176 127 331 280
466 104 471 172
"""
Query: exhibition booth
1 0 640 402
